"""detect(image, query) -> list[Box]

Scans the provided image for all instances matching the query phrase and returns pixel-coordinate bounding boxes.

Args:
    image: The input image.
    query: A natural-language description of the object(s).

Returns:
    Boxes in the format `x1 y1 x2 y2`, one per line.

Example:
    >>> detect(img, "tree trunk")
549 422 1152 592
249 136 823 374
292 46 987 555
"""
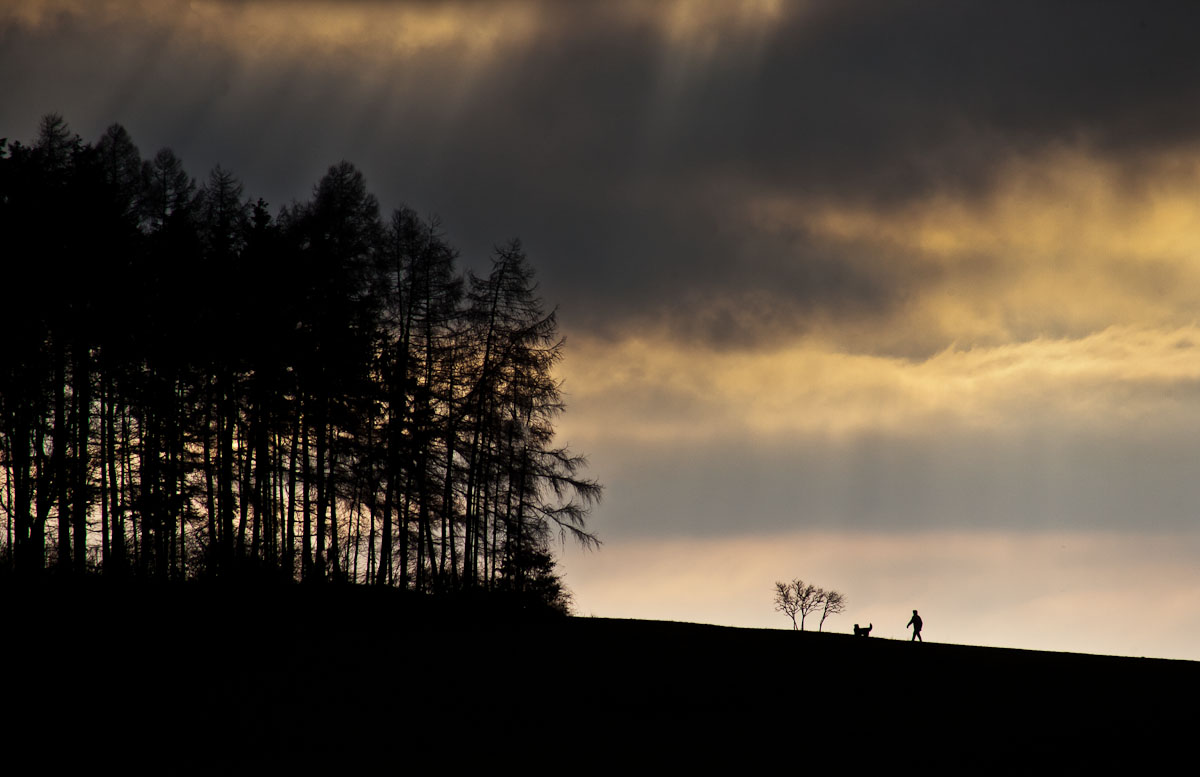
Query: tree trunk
73 342 89 573
302 414 312 580
54 339 70 572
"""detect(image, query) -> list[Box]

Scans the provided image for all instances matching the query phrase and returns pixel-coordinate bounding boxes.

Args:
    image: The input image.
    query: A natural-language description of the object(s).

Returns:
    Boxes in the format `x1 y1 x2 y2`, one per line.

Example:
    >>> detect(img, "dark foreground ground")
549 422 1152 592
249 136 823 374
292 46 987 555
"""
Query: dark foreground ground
1 582 1193 772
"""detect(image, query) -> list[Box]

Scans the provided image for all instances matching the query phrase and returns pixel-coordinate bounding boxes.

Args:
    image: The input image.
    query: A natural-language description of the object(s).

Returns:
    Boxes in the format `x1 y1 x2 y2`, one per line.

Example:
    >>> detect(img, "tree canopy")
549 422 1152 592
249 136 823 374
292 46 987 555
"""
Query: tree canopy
0 114 600 609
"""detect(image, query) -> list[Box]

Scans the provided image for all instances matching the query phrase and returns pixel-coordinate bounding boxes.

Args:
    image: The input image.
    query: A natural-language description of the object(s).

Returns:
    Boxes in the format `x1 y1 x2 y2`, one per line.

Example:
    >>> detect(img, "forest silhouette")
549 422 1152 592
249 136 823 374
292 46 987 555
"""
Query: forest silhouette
2 114 1196 772
0 114 601 604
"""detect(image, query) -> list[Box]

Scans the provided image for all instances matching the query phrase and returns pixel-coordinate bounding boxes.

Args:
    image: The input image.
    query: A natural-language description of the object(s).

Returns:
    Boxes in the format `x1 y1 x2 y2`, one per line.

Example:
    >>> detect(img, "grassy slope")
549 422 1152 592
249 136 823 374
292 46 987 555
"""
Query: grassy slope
2 584 1193 771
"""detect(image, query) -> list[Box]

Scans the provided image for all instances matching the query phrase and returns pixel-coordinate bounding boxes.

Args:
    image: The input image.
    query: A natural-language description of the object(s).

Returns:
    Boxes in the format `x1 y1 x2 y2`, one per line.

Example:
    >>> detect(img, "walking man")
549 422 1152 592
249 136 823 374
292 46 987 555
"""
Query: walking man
907 609 923 642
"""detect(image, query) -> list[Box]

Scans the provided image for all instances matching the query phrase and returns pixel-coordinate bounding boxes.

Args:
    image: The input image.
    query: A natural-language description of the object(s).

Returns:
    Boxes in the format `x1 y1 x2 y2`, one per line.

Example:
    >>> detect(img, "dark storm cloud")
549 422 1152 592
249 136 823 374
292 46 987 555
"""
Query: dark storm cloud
5 1 1200 345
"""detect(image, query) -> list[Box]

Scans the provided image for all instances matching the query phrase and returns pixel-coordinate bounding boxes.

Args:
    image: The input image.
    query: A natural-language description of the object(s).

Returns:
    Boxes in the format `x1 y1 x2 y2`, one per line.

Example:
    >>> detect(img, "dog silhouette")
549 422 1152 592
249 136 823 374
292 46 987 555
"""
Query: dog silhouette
853 623 873 637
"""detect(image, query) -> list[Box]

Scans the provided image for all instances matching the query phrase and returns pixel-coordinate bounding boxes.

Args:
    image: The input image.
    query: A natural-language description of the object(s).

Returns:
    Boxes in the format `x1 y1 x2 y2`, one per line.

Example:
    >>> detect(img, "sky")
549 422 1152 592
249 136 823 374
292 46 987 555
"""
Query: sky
6 0 1200 659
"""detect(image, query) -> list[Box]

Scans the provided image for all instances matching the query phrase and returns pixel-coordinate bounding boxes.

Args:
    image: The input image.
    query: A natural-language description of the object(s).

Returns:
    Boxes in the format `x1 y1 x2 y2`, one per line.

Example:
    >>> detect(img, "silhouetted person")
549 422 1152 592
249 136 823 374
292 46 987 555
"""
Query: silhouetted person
907 609 923 642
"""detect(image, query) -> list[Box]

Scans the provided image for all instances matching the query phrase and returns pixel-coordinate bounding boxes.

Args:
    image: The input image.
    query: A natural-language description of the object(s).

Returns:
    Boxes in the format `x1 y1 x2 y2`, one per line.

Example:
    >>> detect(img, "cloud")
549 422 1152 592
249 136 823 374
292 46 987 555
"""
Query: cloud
748 149 1200 350
9 1 1200 352
554 325 1200 537
1 1 542 60
559 325 1200 443
10 0 1200 541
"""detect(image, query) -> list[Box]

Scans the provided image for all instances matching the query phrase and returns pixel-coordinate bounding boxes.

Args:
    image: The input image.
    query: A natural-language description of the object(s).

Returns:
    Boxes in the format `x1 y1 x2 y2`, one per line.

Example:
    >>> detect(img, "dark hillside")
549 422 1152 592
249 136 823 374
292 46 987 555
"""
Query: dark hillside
1 584 1191 771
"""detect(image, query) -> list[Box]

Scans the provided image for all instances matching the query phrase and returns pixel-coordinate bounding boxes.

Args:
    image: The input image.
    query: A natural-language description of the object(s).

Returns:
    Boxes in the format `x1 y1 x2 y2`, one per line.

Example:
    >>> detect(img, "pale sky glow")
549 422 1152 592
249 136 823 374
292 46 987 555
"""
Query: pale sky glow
7 0 1200 660
562 530 1200 660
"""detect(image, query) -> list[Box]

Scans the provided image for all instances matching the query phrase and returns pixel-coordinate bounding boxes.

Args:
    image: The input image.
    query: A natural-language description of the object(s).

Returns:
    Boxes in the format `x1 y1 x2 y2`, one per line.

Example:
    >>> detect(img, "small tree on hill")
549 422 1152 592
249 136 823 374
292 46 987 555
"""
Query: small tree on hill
793 580 823 631
773 581 800 630
775 579 847 631
817 588 846 632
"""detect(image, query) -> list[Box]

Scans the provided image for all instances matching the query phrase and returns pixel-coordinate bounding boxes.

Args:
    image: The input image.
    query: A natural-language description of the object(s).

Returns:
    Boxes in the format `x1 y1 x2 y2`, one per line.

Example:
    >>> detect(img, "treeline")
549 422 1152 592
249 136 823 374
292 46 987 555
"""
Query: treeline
0 114 600 606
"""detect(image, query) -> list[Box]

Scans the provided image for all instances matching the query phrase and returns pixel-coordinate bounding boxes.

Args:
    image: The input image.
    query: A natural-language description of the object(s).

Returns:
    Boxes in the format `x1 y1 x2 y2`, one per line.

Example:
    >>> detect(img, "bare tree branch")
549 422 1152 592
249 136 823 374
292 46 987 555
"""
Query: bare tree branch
773 580 799 630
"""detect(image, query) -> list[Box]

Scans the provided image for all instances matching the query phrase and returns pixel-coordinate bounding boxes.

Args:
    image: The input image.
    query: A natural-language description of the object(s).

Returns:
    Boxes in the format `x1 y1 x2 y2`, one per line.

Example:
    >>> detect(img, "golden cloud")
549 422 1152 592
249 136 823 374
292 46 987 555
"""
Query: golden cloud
2 1 788 62
748 149 1200 348
557 325 1200 443
1 1 541 62
756 151 1200 265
